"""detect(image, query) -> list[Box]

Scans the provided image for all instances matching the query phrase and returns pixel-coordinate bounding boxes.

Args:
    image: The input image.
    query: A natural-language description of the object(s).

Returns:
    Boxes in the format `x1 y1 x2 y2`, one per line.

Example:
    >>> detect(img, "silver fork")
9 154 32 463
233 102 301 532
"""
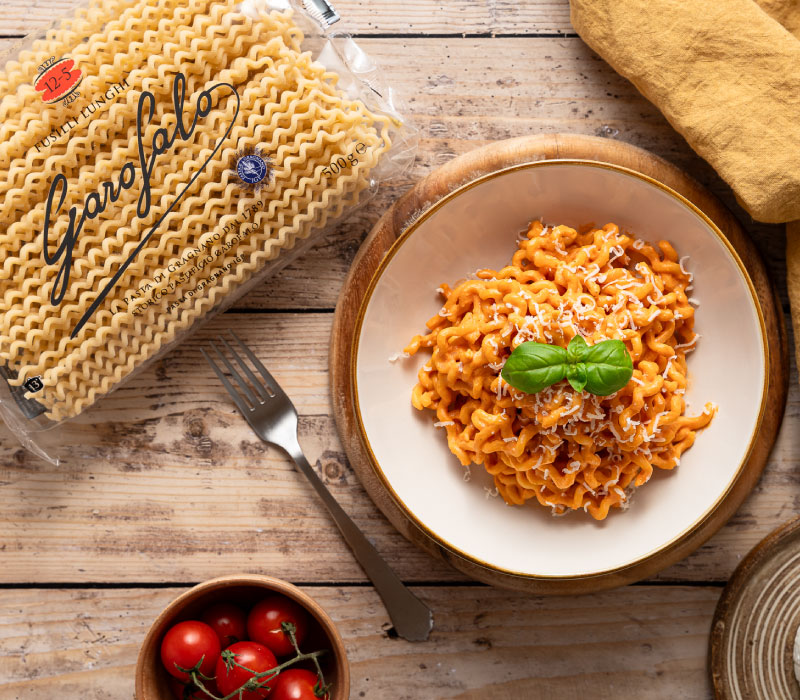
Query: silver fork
202 331 433 642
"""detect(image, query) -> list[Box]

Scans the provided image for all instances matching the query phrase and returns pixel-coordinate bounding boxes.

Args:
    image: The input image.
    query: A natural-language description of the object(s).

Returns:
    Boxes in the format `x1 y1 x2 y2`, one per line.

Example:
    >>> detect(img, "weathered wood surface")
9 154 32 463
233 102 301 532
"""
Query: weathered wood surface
0 313 461 584
0 1 795 698
0 585 718 699
0 35 786 312
181 35 789 312
0 312 796 585
0 0 576 37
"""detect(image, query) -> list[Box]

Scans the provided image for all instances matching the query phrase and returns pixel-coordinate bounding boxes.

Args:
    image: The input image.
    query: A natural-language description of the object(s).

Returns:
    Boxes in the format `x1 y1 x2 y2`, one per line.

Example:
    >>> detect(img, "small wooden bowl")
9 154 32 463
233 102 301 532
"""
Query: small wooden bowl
135 575 349 700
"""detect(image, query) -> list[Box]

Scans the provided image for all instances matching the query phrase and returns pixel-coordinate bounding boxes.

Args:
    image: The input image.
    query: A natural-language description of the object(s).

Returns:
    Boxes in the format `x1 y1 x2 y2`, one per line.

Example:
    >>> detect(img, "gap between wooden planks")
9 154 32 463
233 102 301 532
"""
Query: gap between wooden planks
0 585 716 699
0 0 574 37
0 4 790 698
231 35 784 312
0 312 797 585
0 13 793 587
0 34 786 311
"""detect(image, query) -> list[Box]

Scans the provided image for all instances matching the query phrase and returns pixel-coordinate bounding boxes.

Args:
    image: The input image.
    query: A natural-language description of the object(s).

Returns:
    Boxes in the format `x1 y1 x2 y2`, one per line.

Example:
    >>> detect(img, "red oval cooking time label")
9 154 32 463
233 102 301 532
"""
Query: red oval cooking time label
33 58 82 104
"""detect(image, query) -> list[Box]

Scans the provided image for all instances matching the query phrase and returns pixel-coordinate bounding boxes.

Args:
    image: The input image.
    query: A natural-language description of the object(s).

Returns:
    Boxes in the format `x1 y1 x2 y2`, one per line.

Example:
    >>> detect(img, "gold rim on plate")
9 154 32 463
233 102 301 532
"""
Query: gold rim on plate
350 158 770 581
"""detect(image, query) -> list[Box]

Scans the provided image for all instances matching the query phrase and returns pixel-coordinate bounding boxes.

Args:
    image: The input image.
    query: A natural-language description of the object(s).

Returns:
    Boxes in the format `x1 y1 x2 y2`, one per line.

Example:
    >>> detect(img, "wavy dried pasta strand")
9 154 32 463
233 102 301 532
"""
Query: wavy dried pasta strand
3 38 294 323
7 45 355 371
0 0 201 182
42 82 388 416
0 0 150 124
405 221 714 520
1 21 300 350
0 0 138 104
0 0 393 422
0 0 274 145
0 1 295 245
0 0 302 233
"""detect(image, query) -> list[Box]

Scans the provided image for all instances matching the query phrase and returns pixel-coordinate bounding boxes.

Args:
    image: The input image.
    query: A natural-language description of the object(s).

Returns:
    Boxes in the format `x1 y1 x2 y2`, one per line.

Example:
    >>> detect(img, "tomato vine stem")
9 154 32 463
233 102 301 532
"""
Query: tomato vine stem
179 623 330 700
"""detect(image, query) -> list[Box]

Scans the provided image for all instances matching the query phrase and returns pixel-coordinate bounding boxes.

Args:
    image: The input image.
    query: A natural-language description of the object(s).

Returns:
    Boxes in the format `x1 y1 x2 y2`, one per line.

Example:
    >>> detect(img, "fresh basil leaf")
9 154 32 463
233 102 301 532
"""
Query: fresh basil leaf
566 362 588 392
582 339 633 396
501 343 568 394
566 334 589 363
498 338 633 397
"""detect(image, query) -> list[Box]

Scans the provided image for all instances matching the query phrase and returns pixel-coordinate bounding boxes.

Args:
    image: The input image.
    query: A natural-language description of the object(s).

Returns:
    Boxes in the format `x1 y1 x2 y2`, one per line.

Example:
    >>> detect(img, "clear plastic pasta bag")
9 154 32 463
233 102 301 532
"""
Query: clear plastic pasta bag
0 0 415 462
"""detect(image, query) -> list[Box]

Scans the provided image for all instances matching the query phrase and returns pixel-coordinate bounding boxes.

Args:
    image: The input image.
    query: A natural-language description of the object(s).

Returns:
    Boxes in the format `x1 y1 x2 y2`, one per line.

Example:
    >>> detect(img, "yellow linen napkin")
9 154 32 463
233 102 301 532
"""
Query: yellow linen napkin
570 0 800 364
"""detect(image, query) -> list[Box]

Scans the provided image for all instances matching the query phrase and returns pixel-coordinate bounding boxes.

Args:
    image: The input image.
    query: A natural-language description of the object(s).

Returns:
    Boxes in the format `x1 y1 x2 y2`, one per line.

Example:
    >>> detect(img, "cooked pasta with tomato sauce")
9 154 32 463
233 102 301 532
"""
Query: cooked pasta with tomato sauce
404 220 715 520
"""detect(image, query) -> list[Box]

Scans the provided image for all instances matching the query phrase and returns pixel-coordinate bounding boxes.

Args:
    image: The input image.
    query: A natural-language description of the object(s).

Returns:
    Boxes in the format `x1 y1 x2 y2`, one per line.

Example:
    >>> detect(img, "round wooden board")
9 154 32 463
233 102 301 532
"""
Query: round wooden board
711 517 800 699
330 133 789 594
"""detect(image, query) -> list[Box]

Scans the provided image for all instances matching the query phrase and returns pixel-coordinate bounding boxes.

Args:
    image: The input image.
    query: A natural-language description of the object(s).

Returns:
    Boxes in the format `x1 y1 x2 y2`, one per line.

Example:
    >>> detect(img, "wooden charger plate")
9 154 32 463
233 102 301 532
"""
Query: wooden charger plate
711 517 800 699
330 133 788 594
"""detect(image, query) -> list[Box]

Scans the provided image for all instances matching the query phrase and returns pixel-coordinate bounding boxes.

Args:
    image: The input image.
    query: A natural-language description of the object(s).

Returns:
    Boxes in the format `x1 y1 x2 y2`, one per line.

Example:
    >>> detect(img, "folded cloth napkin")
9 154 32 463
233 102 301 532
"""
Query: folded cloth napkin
570 0 800 363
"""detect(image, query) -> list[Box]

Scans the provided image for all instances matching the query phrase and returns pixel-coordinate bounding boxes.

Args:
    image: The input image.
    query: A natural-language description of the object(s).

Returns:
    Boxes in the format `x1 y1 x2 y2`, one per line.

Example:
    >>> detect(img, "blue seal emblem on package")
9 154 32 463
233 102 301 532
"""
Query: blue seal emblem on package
232 147 273 192
237 154 268 184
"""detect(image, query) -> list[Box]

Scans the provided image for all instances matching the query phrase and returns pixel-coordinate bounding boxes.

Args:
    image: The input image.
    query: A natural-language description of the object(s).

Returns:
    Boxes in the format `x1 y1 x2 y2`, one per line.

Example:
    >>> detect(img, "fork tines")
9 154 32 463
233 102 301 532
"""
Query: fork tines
201 331 279 413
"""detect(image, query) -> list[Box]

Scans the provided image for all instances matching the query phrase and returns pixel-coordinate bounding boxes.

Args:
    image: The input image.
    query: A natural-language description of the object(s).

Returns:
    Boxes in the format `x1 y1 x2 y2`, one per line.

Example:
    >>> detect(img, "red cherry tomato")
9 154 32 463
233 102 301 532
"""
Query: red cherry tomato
215 641 278 700
160 620 221 682
247 596 309 657
168 676 220 700
267 669 327 700
201 602 247 647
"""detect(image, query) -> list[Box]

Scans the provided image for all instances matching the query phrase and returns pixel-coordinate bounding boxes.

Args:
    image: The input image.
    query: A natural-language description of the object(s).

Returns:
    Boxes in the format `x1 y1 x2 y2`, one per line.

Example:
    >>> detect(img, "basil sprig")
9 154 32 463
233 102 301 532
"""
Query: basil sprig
500 335 633 396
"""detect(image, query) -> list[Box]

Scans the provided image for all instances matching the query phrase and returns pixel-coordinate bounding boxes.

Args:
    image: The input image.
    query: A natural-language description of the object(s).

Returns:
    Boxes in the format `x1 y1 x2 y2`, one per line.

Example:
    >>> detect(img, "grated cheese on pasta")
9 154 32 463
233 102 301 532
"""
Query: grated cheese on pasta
404 221 715 520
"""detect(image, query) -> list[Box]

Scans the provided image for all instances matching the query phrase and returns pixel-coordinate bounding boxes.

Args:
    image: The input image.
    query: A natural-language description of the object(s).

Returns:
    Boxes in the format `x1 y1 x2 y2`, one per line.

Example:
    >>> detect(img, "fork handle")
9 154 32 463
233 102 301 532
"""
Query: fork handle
285 442 433 642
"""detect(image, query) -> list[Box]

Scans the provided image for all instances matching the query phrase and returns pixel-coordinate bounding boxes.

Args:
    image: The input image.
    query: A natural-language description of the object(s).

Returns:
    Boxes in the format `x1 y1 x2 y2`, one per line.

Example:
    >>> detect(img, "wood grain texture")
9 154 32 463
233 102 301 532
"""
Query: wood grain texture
0 0 575 37
0 585 718 700
0 3 795 698
184 35 791 312
0 37 786 314
0 312 461 584
330 133 789 593
0 310 795 586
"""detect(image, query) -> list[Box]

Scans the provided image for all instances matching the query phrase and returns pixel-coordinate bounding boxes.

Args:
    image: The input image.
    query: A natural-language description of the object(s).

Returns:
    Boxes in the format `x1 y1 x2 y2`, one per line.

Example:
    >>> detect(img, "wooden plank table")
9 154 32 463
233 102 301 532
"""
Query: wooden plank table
0 2 793 698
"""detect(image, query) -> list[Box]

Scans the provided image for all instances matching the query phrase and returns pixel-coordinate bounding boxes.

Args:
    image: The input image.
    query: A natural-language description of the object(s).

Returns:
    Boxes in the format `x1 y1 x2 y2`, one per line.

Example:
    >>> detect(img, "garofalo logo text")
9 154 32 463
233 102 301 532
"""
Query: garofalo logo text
41 73 240 337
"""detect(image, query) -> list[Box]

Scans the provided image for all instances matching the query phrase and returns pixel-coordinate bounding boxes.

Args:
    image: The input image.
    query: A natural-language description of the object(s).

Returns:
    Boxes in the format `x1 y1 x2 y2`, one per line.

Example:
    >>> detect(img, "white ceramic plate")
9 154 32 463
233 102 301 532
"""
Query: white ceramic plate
354 160 768 579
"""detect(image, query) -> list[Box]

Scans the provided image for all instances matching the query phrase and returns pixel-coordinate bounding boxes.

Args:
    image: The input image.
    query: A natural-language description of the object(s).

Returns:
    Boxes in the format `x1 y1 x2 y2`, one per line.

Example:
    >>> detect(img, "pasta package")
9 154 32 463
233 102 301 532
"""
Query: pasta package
0 0 412 458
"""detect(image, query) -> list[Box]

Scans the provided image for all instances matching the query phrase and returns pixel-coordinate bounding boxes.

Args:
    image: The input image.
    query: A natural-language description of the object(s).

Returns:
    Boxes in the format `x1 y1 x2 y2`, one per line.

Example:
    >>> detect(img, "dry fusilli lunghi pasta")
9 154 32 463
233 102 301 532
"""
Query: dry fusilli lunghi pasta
0 0 395 423
404 221 715 520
